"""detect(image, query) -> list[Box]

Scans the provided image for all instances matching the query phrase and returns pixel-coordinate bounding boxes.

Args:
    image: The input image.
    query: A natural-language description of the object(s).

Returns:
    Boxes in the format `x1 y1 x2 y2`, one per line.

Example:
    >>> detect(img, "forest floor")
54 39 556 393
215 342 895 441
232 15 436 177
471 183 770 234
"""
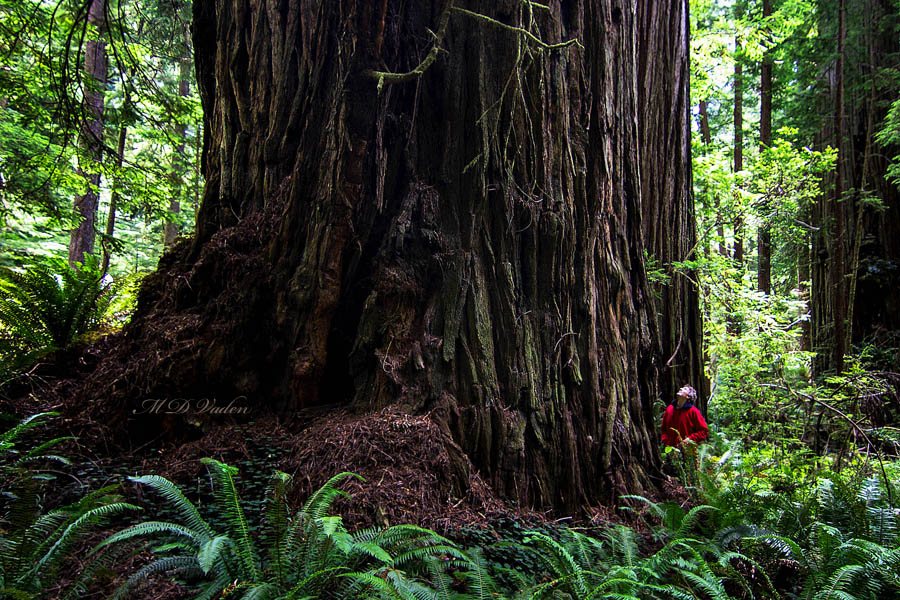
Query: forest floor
4 337 689 598
3 337 658 531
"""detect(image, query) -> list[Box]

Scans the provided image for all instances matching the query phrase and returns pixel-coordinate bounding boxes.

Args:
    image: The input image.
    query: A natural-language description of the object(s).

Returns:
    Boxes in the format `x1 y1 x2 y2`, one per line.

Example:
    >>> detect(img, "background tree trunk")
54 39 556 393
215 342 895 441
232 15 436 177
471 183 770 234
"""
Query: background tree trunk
830 0 847 373
808 0 898 375
69 0 108 266
636 0 706 409
100 124 127 276
757 0 772 295
732 34 744 268
845 0 900 363
728 23 744 337
164 22 194 249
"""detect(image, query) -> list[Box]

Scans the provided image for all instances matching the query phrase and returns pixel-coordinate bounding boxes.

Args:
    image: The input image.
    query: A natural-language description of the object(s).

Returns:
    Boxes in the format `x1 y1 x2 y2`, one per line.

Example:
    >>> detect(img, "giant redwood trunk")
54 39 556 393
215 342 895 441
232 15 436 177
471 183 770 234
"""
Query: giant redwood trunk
812 0 900 374
845 0 900 363
94 0 664 511
636 0 705 407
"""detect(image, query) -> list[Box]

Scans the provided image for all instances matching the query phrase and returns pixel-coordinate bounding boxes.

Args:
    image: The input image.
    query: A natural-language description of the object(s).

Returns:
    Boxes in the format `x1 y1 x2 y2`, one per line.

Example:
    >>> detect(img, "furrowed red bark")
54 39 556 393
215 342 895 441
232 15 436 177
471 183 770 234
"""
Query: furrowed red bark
86 0 676 511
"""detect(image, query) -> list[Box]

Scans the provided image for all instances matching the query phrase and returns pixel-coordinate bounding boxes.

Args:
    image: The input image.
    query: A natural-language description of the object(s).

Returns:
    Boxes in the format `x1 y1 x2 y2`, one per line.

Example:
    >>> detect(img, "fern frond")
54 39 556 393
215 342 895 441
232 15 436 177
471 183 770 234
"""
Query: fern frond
93 521 205 553
814 564 866 600
0 412 59 448
241 582 280 600
680 568 728 600
341 570 401 598
450 547 497 600
676 504 719 537
29 501 140 576
264 470 292 586
522 531 592 598
110 555 205 600
384 567 442 600
128 474 214 540
200 458 261 580
0 259 116 374
393 544 468 569
602 525 640 567
301 472 364 520
619 494 667 520
197 534 233 575
281 565 348 599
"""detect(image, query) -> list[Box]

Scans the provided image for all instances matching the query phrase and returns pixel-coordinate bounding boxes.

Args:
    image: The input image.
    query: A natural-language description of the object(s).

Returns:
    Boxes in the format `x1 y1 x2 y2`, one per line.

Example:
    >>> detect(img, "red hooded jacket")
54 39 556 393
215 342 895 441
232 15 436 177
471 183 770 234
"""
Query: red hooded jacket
661 402 708 447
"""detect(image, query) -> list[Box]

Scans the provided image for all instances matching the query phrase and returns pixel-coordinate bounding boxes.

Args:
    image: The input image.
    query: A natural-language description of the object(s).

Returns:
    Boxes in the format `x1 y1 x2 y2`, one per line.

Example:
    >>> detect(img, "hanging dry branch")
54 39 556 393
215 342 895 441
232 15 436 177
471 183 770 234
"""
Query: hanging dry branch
452 6 583 51
366 2 582 91
366 1 454 89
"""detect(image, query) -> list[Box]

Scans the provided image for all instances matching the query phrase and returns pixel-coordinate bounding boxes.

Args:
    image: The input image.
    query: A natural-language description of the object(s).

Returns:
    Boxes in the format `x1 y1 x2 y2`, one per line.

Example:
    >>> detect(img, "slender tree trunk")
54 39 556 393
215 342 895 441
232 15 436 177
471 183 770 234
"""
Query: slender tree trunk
193 119 202 217
699 99 728 259
698 99 712 147
757 0 773 295
831 0 847 373
699 98 726 260
800 234 812 351
733 35 744 267
164 56 192 248
637 0 706 408
100 124 127 276
81 1 672 510
69 0 108 266
728 22 744 337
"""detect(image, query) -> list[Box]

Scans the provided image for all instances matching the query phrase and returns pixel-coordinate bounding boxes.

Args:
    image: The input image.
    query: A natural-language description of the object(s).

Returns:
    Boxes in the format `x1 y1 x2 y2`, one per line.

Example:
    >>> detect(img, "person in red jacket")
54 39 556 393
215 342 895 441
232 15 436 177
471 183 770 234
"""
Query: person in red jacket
661 385 709 447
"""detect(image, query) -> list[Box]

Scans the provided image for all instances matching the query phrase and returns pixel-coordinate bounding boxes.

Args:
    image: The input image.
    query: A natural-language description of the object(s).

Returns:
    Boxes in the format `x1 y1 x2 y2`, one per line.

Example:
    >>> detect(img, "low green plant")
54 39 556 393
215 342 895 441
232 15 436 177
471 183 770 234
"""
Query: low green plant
666 433 900 599
102 458 495 599
753 525 900 600
0 256 116 377
514 523 761 600
0 412 138 599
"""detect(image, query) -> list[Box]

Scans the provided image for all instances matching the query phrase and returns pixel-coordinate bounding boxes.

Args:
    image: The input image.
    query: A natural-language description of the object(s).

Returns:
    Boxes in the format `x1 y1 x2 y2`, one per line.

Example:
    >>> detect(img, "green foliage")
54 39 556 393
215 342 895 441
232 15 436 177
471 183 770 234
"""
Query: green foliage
508 510 762 599
0 0 81 220
104 460 495 599
445 450 899 600
648 433 900 599
0 412 139 598
0 0 202 276
0 256 117 377
877 97 900 185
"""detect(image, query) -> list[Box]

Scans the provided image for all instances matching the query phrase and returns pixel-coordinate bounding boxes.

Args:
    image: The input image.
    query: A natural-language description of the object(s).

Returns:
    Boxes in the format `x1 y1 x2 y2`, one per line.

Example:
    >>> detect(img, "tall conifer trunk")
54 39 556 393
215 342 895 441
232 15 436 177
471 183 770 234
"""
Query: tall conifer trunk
164 56 192 248
733 33 744 268
69 0 108 266
811 0 900 374
831 0 847 373
757 0 773 295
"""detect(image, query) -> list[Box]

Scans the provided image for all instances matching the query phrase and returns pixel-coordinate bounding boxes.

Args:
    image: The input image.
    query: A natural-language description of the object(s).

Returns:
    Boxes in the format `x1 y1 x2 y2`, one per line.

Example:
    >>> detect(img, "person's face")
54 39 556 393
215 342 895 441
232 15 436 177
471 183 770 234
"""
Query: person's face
676 389 690 407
